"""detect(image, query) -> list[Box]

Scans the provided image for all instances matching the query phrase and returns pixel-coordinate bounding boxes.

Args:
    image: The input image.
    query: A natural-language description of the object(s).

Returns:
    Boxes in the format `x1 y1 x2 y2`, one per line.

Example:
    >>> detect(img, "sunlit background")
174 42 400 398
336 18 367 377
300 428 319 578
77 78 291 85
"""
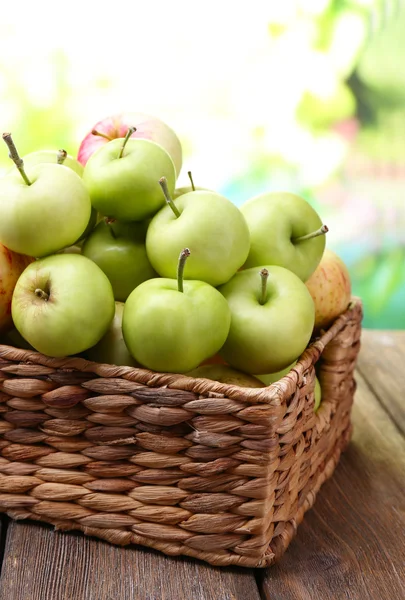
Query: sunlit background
1 0 404 328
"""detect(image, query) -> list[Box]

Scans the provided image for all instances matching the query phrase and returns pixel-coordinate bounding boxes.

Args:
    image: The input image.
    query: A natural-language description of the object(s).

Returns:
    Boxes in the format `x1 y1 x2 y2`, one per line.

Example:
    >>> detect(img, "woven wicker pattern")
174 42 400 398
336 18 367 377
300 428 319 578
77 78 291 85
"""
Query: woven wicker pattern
0 299 362 567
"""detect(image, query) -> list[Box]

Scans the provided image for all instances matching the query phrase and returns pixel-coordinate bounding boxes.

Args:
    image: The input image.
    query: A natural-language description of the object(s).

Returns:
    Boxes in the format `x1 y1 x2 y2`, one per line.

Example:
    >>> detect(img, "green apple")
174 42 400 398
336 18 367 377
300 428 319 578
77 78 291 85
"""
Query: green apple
82 218 157 301
173 171 211 199
173 186 210 200
85 301 138 366
58 245 83 255
82 128 176 222
0 134 91 257
186 364 264 388
19 149 84 176
314 377 322 411
12 148 98 244
218 266 315 374
259 365 321 412
12 254 115 357
256 361 298 385
241 192 328 281
74 208 98 243
122 248 231 373
146 179 250 287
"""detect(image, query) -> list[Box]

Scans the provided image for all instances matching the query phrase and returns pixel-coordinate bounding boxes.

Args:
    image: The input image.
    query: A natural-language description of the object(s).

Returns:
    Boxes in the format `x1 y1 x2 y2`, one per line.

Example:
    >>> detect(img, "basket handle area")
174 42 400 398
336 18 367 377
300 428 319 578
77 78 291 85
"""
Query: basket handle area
0 298 363 406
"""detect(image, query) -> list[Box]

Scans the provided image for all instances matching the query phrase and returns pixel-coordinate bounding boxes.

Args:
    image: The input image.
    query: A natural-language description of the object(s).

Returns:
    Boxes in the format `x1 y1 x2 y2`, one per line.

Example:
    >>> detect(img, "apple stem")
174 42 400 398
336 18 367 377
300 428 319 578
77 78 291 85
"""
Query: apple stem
35 288 49 301
2 133 31 186
178 248 191 293
259 268 269 305
91 129 113 141
293 225 329 243
118 126 136 159
159 177 180 218
187 171 196 191
104 216 117 239
57 149 67 165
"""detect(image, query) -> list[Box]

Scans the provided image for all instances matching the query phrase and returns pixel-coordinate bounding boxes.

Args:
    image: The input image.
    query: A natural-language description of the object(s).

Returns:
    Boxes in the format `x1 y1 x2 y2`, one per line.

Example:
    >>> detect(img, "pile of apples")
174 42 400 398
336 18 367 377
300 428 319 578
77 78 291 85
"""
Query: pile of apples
0 112 352 403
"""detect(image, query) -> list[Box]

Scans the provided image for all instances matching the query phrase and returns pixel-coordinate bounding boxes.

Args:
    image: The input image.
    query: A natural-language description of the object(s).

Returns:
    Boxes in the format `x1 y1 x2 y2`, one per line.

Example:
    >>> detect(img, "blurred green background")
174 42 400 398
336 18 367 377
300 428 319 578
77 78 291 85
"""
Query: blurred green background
1 0 404 328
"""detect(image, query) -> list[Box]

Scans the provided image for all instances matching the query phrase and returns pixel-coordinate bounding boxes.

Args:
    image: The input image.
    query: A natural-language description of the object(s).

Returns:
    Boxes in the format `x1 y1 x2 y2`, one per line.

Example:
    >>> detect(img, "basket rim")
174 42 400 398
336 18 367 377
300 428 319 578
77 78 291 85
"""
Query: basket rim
0 297 362 406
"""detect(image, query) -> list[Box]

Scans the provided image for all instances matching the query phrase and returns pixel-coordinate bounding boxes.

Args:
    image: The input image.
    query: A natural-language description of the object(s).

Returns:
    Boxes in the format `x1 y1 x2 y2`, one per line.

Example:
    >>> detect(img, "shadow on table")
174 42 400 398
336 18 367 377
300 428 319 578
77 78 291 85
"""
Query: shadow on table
256 439 405 600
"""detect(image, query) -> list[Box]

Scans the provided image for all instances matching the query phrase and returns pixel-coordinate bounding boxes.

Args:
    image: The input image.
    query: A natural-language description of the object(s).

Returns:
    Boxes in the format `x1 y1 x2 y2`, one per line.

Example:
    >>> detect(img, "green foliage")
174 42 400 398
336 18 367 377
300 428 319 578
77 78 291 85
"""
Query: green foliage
0 51 77 168
351 247 405 328
296 83 356 130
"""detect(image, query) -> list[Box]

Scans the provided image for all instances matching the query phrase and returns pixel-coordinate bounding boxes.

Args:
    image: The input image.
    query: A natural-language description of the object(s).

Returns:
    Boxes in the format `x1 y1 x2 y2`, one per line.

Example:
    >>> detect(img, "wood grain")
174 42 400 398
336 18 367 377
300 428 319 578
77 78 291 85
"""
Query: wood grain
0 516 6 572
0 522 260 600
258 368 405 600
357 330 405 435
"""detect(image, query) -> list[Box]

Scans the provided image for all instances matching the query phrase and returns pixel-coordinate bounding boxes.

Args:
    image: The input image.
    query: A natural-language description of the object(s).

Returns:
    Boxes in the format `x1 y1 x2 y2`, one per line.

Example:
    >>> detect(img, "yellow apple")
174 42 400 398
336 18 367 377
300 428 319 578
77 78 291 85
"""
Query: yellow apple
0 245 33 332
305 249 351 331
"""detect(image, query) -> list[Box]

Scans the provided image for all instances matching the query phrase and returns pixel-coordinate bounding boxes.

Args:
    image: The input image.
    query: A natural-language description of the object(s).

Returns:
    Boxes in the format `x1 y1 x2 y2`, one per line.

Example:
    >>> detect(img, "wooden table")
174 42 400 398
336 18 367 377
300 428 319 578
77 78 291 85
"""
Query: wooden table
0 330 404 600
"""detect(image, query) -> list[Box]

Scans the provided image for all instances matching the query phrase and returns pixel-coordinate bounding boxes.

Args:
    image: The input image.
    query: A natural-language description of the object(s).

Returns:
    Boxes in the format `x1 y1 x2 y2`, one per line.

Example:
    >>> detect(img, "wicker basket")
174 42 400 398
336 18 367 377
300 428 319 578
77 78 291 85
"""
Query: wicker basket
0 298 362 568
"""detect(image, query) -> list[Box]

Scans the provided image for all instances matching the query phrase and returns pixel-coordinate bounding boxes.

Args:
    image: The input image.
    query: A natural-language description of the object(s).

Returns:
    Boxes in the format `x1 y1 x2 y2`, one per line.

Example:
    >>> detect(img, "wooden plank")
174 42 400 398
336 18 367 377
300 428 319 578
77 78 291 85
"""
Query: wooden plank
0 521 260 600
258 370 405 600
0 516 6 570
357 330 405 435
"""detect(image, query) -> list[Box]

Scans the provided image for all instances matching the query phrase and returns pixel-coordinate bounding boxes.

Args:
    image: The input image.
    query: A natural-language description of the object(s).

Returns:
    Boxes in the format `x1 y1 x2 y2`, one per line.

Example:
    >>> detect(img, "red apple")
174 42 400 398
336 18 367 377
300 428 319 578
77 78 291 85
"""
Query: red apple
77 112 183 177
200 353 227 366
305 248 351 331
0 245 33 332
